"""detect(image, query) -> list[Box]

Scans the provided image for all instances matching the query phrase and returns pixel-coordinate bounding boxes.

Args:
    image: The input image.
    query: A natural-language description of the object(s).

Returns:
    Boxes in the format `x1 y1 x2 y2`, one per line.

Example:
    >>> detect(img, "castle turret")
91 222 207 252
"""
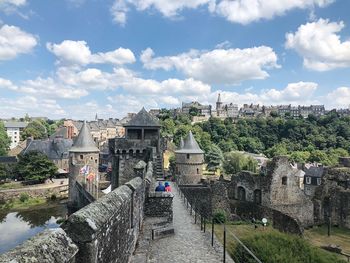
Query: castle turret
175 131 204 184
68 121 100 205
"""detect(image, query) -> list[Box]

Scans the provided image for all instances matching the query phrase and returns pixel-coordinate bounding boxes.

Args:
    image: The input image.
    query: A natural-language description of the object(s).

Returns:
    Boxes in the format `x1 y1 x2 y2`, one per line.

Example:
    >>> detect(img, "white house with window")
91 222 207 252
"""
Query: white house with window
4 122 28 149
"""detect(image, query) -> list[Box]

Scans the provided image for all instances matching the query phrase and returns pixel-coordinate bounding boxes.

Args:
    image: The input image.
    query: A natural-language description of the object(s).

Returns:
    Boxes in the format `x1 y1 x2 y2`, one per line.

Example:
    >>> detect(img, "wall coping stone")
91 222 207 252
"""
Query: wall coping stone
62 185 132 242
126 177 144 191
0 229 78 263
148 192 173 198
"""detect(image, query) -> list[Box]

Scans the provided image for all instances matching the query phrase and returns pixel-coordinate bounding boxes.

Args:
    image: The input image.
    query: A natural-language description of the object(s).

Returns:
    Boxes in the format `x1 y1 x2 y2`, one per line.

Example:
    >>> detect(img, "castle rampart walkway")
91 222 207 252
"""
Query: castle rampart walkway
147 184 228 263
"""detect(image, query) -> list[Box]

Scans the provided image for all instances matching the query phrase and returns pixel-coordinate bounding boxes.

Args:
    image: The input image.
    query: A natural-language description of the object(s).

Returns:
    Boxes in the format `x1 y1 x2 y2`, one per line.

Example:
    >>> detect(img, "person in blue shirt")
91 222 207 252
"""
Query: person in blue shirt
155 181 165 192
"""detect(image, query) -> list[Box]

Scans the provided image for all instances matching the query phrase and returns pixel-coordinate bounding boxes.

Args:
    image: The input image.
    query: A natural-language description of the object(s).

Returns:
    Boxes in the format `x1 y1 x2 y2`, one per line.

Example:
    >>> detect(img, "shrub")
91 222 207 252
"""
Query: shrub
232 232 345 263
19 193 29 202
213 210 227 224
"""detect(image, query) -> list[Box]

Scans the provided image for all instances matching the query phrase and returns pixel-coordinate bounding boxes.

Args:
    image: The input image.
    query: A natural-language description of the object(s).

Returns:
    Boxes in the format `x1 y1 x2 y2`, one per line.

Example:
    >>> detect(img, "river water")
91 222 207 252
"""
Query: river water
0 202 67 254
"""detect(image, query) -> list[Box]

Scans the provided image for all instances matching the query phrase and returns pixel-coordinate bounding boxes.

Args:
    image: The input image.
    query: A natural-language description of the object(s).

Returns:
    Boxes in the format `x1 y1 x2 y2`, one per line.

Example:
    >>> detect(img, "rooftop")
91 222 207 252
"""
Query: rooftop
175 131 204 154
4 122 28 128
124 107 160 127
70 121 99 153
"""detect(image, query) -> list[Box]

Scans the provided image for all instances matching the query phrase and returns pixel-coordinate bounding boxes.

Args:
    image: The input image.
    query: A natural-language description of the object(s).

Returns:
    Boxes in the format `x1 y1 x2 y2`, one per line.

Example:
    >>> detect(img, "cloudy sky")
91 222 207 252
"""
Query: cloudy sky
0 0 349 119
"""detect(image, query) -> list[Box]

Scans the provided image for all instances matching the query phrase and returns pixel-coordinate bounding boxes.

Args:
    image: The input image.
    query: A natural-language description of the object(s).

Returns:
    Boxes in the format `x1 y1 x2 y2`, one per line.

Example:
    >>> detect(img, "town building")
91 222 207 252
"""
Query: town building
239 104 263 118
303 166 324 196
175 131 204 184
182 101 212 117
4 121 28 149
22 135 73 172
214 93 239 119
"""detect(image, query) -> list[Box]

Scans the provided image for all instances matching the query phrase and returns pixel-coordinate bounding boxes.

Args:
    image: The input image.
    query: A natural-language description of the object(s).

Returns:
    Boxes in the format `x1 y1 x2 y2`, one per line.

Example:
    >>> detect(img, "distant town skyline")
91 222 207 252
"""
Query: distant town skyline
0 0 350 119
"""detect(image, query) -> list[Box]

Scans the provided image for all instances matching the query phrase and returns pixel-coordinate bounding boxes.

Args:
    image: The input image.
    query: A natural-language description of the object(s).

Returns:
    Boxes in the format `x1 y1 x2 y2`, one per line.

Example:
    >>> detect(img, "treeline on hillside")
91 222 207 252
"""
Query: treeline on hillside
159 110 350 167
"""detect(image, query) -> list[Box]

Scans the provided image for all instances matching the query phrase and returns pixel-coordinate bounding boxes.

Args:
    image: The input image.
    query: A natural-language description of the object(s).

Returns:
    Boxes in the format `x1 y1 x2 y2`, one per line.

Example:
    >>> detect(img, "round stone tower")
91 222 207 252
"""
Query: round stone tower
68 121 100 204
175 131 204 184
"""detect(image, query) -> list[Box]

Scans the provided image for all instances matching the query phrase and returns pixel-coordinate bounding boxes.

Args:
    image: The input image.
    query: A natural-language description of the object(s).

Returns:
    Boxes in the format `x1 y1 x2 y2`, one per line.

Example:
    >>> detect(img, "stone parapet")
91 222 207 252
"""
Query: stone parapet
0 229 78 263
145 192 173 222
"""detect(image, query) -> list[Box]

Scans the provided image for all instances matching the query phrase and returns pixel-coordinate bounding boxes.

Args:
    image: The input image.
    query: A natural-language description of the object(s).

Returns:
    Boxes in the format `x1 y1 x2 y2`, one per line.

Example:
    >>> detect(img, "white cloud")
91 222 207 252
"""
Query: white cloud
0 0 26 11
0 24 37 61
0 96 65 119
46 40 136 66
326 87 350 108
110 0 333 26
286 18 350 71
141 46 279 85
214 0 333 25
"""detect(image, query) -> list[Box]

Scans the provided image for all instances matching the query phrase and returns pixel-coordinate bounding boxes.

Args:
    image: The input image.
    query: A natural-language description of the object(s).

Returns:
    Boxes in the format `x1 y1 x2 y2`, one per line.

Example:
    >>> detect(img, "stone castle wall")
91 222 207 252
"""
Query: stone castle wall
0 161 173 263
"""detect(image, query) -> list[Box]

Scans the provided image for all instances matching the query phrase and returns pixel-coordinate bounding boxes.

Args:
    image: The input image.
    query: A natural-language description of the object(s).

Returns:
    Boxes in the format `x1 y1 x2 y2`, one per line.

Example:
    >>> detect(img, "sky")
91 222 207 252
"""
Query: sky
0 0 350 120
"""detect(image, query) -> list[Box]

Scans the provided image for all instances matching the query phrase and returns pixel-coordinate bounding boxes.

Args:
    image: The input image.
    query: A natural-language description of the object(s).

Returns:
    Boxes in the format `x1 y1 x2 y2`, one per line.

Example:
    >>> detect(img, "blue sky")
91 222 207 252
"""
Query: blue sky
0 0 349 119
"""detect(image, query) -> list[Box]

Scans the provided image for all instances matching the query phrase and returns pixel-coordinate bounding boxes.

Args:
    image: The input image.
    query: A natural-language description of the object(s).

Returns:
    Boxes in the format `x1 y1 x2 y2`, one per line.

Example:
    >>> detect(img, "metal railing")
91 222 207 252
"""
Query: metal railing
174 183 262 263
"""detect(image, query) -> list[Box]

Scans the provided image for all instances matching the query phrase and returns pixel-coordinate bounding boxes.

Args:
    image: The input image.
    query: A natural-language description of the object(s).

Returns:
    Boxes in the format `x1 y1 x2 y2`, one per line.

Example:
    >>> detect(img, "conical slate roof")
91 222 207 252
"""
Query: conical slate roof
175 131 204 154
70 121 99 153
179 137 184 149
124 107 161 127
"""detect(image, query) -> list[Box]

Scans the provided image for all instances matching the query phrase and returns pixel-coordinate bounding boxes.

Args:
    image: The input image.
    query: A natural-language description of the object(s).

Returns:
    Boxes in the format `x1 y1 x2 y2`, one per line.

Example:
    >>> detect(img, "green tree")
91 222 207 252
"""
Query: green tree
289 151 311 163
222 152 258 175
309 150 331 165
189 106 199 116
265 143 288 158
205 144 223 171
0 121 10 155
16 151 57 182
21 120 47 140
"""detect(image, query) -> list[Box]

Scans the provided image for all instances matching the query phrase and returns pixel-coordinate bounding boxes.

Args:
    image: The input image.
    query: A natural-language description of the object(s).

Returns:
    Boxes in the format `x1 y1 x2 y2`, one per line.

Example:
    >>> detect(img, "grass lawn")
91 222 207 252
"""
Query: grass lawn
213 222 348 262
305 225 350 257
0 196 47 211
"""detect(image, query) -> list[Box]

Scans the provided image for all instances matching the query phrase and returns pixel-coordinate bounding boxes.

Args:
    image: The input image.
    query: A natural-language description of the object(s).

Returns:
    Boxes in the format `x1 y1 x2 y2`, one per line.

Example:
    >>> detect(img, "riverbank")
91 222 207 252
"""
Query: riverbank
0 179 68 201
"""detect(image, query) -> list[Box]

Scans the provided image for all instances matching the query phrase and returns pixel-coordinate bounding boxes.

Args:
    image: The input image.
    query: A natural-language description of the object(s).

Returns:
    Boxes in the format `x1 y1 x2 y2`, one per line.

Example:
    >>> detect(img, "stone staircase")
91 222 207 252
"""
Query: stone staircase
153 155 163 178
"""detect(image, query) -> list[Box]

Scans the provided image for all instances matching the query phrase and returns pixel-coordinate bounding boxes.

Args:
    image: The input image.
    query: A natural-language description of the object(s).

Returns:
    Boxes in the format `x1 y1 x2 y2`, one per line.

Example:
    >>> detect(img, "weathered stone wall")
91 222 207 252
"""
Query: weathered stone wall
68 152 99 205
0 229 78 263
145 192 173 221
119 154 144 186
176 153 204 184
314 167 350 229
230 157 314 227
229 200 303 235
63 177 144 263
0 184 68 201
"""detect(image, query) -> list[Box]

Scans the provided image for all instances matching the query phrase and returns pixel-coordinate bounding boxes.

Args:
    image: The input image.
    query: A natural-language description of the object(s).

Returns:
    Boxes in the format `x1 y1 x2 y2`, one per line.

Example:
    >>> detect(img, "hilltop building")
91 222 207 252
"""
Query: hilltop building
182 101 212 117
213 93 239 119
175 131 204 184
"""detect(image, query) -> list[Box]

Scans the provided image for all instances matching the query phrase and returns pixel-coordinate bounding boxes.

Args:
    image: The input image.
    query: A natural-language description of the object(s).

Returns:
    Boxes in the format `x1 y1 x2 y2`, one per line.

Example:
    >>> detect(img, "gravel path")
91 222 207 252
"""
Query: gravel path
148 184 224 263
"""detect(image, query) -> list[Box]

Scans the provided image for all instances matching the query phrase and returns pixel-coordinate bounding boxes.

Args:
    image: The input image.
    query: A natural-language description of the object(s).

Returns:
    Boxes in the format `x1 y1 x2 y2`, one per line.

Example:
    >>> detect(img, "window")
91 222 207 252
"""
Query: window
196 168 199 174
186 154 190 159
306 176 311 184
80 155 83 160
90 157 93 160
282 176 287 185
317 178 321 185
95 159 98 164
305 186 310 195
